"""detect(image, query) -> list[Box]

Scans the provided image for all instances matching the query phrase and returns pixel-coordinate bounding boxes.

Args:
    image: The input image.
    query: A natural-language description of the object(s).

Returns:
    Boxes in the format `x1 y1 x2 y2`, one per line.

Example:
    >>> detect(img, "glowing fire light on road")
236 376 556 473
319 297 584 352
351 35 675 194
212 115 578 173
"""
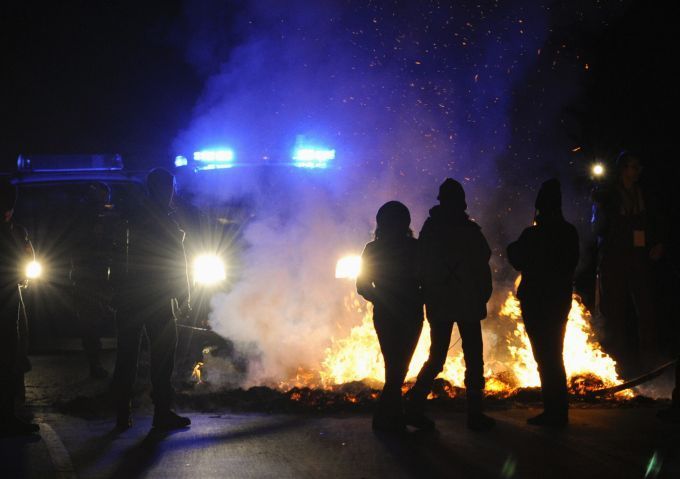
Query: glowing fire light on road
192 361 205 384
335 255 362 280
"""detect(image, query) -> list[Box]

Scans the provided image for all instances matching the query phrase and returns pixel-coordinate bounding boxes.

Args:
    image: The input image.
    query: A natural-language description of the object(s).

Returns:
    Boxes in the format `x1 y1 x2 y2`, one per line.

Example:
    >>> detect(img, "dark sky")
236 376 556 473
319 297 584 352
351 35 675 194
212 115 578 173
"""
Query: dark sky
1 1 676 180
1 0 203 169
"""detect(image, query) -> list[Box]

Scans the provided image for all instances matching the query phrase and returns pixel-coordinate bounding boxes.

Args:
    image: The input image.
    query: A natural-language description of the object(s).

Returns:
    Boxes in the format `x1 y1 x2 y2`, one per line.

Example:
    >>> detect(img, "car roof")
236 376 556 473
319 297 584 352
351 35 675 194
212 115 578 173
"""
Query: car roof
10 170 146 186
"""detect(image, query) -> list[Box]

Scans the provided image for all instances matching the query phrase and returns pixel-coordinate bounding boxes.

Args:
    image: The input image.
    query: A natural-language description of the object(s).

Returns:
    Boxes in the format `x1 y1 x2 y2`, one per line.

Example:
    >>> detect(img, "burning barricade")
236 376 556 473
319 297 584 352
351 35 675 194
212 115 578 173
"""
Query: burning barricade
181 286 637 411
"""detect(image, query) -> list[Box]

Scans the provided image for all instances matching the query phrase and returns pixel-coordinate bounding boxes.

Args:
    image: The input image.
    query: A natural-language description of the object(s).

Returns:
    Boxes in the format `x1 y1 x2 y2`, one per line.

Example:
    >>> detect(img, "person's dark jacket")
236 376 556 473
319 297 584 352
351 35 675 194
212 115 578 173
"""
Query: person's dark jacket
591 183 666 260
113 201 190 307
0 221 32 308
507 214 579 303
356 236 423 323
417 205 492 322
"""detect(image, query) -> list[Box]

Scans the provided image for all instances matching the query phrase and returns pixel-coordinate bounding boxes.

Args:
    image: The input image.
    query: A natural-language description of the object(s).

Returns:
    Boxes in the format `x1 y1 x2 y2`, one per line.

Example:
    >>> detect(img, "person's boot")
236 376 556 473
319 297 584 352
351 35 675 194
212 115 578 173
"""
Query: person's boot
152 408 191 430
466 389 495 432
0 391 39 437
115 400 133 431
526 411 568 428
0 415 40 437
403 395 435 431
657 388 680 423
372 413 406 434
88 354 109 380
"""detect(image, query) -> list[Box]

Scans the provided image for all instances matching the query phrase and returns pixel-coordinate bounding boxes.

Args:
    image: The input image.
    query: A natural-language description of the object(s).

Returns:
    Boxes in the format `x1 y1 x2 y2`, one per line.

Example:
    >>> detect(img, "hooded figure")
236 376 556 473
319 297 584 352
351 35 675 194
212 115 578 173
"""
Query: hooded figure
591 152 665 374
406 179 495 432
507 178 579 428
0 179 39 436
356 201 423 433
111 168 191 431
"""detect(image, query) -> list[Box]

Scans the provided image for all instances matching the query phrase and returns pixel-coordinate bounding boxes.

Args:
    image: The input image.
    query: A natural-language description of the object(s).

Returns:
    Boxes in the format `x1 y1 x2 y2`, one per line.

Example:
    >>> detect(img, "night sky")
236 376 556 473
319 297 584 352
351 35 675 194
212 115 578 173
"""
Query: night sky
2 1 677 205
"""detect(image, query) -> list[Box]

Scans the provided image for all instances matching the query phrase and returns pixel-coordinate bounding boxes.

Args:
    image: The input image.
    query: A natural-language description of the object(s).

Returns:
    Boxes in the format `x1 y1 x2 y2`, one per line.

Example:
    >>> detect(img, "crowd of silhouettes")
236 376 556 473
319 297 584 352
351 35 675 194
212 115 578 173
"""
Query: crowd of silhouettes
0 169 192 437
358 161 679 433
1 150 679 439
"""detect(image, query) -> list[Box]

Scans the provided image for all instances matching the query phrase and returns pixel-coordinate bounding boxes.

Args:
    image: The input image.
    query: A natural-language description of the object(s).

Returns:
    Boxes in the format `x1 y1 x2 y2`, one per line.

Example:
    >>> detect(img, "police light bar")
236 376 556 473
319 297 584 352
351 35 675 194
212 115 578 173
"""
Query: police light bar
17 154 124 172
193 150 235 170
292 148 335 169
175 156 188 167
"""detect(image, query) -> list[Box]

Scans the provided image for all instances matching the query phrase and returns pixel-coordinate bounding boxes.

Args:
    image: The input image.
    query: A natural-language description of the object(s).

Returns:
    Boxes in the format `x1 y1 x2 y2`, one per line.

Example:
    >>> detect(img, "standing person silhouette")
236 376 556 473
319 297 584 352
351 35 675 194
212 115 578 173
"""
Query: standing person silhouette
592 152 665 373
356 201 424 433
407 179 495 431
111 168 191 431
0 179 39 437
508 179 579 428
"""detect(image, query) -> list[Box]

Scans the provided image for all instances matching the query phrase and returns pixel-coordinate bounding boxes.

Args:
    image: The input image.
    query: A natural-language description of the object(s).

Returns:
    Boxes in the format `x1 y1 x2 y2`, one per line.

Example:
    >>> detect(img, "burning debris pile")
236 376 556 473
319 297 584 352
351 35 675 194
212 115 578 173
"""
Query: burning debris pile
313 290 631 398
182 286 637 412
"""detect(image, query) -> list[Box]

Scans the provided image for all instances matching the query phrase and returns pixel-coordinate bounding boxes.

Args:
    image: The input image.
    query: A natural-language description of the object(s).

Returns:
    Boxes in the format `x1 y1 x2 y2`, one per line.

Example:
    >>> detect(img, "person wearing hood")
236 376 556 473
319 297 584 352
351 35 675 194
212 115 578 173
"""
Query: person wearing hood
111 168 191 431
356 201 424 433
406 179 495 432
507 178 579 428
591 151 666 374
0 179 39 437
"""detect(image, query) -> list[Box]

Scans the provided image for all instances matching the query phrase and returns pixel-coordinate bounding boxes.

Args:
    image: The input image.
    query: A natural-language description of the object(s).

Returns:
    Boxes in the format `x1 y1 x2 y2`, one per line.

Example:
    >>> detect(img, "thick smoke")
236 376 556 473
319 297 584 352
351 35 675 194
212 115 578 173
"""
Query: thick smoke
173 0 606 386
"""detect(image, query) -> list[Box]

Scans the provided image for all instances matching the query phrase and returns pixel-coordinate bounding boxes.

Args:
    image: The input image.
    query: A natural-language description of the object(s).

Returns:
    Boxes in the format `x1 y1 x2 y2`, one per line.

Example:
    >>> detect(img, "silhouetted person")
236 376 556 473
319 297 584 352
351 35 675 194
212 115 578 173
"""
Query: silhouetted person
407 178 495 431
357 201 424 433
71 182 114 379
592 151 666 373
508 178 579 428
657 361 680 422
111 168 191 431
0 179 39 437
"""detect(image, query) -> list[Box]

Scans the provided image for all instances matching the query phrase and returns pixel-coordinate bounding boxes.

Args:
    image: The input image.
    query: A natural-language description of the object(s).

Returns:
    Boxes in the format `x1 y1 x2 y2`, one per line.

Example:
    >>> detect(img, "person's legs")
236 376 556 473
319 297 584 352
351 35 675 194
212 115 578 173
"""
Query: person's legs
0 307 38 436
373 314 422 430
458 320 495 431
111 306 143 429
629 257 659 367
523 295 570 427
408 319 454 410
145 303 189 430
599 260 632 372
74 287 106 378
405 318 453 429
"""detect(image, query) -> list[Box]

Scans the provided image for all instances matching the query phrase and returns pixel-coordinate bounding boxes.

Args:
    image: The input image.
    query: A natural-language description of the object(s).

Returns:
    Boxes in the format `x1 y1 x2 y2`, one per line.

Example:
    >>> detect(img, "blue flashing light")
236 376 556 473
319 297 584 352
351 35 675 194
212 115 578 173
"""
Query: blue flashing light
194 150 234 162
195 163 234 171
292 147 335 169
175 155 188 167
16 154 124 172
192 149 235 170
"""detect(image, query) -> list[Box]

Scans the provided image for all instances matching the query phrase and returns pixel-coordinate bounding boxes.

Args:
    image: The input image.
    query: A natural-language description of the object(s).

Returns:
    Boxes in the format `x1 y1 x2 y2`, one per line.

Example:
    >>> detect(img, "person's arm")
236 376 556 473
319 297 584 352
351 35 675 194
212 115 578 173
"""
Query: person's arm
507 228 533 272
356 244 376 302
590 187 610 238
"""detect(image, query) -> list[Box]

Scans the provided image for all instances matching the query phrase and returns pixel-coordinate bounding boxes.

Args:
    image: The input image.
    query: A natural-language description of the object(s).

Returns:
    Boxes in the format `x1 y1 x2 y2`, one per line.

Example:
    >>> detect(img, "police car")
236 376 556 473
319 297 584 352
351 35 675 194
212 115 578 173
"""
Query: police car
9 154 229 351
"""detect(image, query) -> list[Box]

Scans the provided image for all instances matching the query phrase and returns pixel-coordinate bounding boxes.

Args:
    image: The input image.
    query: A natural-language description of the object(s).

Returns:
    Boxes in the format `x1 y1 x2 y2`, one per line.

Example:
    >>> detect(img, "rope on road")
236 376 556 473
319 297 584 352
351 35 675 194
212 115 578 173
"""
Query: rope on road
39 422 77 479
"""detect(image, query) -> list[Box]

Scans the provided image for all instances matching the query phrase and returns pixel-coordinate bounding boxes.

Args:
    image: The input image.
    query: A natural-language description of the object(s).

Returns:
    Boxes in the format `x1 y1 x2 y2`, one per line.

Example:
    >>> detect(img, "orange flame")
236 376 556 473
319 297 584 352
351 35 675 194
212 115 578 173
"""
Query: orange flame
312 288 631 397
192 361 205 384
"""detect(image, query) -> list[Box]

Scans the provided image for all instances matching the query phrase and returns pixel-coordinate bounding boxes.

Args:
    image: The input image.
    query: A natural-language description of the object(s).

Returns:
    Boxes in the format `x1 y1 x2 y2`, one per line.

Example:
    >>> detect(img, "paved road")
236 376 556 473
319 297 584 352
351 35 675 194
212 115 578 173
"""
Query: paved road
3 407 679 478
3 351 679 478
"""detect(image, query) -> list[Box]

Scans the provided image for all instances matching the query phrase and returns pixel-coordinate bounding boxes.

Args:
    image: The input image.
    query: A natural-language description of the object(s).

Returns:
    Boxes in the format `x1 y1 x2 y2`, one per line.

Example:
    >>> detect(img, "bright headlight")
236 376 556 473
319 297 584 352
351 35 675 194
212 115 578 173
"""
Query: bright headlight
26 260 43 279
193 254 226 285
335 255 362 280
591 163 605 177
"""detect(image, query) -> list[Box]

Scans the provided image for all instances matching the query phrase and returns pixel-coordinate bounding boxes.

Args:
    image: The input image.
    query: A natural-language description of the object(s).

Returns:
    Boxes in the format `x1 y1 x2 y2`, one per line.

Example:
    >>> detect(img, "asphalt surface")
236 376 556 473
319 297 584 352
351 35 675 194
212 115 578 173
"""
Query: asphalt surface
2 350 679 479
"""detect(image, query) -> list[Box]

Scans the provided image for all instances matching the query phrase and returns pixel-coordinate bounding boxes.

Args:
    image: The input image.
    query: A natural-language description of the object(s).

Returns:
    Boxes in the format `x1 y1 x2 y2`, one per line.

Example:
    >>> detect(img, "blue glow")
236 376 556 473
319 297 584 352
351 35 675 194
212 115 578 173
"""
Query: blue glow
175 155 188 167
292 147 335 169
193 149 235 169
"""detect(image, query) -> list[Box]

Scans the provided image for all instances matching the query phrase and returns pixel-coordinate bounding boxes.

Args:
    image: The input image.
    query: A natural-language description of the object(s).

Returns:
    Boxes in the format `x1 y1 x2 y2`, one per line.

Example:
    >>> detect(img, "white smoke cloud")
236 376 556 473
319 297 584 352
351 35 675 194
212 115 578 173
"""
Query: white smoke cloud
172 0 574 387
